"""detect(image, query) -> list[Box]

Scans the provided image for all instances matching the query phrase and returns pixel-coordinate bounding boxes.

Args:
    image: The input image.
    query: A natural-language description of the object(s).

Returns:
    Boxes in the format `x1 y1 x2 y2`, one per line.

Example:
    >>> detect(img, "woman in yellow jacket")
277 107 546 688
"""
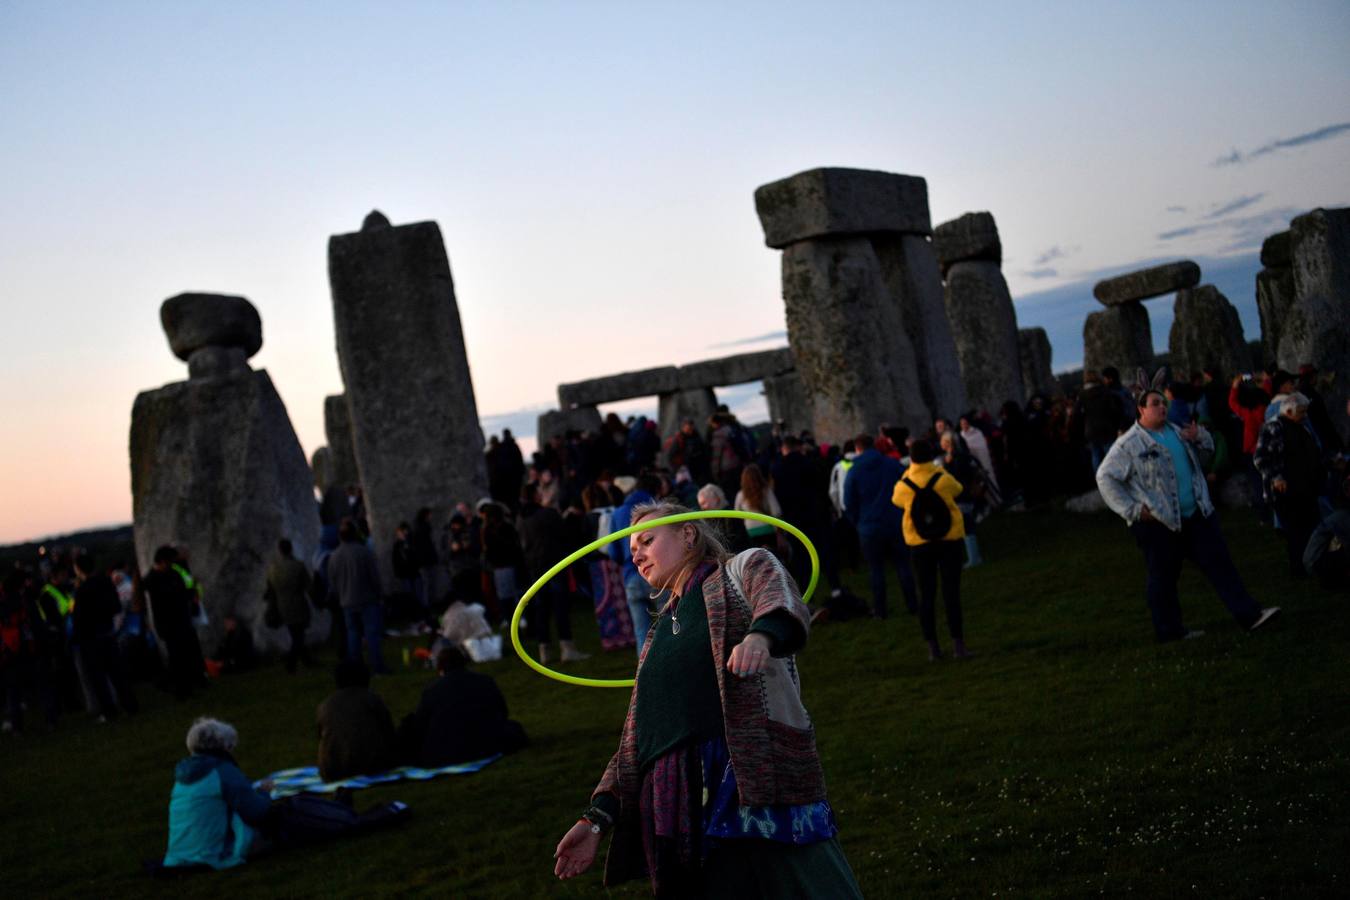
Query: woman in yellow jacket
891 439 970 661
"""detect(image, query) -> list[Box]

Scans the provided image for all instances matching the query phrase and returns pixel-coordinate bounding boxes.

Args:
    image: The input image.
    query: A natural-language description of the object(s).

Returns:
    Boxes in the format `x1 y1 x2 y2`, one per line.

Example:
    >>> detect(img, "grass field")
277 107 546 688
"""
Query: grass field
3 505 1347 898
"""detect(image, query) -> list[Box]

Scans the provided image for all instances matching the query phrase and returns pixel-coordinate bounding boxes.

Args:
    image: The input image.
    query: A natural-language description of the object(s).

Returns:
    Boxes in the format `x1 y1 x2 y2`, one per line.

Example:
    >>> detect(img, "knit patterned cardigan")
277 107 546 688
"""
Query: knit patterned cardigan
592 547 826 886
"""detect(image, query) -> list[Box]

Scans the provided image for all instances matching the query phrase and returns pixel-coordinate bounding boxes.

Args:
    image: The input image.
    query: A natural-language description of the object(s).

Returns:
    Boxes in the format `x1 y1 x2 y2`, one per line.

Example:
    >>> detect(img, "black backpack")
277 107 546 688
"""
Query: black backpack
902 471 951 540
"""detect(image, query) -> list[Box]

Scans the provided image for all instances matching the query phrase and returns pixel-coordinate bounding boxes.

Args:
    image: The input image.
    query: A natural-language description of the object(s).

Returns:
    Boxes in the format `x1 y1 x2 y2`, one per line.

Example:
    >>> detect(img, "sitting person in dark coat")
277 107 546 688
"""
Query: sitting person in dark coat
316 660 398 782
399 646 527 767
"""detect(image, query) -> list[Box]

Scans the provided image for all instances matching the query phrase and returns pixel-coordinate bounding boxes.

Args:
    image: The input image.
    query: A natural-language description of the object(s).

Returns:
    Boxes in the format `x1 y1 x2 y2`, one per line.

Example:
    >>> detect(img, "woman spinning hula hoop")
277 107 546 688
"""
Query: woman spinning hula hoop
553 500 863 897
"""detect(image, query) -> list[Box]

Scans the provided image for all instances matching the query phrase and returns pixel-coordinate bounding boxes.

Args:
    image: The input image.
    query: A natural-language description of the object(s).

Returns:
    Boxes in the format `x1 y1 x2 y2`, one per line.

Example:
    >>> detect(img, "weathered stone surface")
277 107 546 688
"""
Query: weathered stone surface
1018 328 1059 398
933 212 1001 272
1260 230 1291 268
323 394 360 491
1255 267 1296 366
763 370 812 435
537 406 604 446
1284 207 1350 440
311 446 332 492
677 348 795 391
944 260 1024 414
187 346 250 379
329 215 489 591
780 236 931 439
658 388 718 438
558 366 680 408
872 233 968 419
1083 303 1154 375
754 168 931 249
160 293 263 361
1168 285 1251 378
1092 261 1201 306
130 368 323 655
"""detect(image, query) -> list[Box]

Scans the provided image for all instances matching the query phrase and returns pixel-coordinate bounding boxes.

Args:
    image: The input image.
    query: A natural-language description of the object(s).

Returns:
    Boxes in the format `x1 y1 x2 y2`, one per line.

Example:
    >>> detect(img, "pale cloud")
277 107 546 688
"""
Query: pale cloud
1211 122 1350 167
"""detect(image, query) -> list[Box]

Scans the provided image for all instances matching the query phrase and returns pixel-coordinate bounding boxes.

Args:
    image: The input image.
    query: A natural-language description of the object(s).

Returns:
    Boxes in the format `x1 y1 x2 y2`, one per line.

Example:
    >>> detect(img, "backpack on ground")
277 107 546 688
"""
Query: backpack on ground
902 472 952 541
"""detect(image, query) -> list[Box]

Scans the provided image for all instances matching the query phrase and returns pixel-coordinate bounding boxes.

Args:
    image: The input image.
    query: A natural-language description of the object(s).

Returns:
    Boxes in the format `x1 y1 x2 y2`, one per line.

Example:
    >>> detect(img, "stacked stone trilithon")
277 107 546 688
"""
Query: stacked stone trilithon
753 167 966 439
328 211 489 593
129 293 323 653
1086 261 1200 375
544 347 803 443
933 212 1025 413
1273 207 1350 439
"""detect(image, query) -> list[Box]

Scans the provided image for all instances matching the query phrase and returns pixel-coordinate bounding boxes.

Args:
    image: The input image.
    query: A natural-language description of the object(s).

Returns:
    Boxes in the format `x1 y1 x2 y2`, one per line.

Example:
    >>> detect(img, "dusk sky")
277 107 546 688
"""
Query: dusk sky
2 0 1348 543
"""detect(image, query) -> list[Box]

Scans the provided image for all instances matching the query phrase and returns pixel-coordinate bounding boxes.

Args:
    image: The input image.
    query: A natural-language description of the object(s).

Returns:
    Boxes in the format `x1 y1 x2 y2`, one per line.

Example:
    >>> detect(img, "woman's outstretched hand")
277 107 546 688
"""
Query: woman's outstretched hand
554 820 601 880
727 632 772 678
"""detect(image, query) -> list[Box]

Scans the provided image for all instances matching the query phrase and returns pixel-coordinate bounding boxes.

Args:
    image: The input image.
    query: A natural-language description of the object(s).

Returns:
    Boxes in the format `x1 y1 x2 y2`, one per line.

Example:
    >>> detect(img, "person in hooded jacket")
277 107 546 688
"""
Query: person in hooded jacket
843 433 917 619
163 717 273 870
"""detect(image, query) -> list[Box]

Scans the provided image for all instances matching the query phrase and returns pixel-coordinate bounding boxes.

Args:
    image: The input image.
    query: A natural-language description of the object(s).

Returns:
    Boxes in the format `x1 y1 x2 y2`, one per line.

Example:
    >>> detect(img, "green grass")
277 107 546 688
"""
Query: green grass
4 507 1347 898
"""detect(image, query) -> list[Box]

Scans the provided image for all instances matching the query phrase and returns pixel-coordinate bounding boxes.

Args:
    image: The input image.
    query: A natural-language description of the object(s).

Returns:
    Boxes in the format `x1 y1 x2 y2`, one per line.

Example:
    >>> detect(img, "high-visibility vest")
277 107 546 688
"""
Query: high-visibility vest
42 583 74 618
172 564 202 597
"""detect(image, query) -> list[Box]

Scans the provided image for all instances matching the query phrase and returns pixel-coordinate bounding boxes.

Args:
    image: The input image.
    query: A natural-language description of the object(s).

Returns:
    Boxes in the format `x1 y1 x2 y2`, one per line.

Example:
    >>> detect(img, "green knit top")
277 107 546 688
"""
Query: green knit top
633 578 802 772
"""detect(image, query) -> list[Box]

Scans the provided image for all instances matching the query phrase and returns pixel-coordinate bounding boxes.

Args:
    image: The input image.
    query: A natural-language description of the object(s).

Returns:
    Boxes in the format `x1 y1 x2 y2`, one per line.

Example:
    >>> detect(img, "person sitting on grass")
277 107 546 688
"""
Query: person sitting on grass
159 716 412 876
162 717 274 870
316 660 398 783
398 646 528 767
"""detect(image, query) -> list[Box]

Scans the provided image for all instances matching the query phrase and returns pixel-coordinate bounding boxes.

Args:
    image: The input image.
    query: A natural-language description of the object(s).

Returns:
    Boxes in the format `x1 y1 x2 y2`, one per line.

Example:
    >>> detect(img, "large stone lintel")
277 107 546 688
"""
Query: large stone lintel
933 211 1001 271
557 348 796 409
1093 261 1201 306
558 366 680 408
754 167 931 249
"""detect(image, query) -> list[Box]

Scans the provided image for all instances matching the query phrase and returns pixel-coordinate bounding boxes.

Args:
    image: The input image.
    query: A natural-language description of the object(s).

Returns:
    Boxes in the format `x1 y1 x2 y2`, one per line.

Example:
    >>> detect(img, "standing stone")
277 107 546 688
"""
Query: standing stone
1256 230 1295 365
1083 304 1154 375
1168 285 1251 378
779 237 931 438
1093 261 1201 306
658 388 718 438
311 446 333 493
323 394 360 491
1283 207 1350 439
329 213 488 592
943 259 1025 414
872 234 969 419
537 406 605 446
1018 328 1059 398
763 370 812 434
131 293 323 655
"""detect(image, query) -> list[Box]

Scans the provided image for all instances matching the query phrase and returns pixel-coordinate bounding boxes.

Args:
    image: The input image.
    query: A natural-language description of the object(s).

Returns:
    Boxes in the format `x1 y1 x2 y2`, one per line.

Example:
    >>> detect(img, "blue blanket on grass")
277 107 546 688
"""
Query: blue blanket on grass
256 754 502 799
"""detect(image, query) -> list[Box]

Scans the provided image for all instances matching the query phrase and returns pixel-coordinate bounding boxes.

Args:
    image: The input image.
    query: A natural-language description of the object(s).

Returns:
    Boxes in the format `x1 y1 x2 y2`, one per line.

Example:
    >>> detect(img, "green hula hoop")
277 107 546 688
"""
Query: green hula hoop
509 510 819 688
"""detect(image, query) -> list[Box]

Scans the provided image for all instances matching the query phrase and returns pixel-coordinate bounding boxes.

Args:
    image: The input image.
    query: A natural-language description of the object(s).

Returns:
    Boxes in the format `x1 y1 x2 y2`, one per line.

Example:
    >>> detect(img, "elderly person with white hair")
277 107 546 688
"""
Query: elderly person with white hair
1254 391 1327 576
162 717 273 870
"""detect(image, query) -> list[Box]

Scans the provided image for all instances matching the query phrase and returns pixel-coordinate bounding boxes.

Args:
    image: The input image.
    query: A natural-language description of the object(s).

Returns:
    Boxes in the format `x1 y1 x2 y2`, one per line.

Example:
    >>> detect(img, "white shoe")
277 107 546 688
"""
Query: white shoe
1183 630 1206 640
1248 607 1281 632
560 641 591 663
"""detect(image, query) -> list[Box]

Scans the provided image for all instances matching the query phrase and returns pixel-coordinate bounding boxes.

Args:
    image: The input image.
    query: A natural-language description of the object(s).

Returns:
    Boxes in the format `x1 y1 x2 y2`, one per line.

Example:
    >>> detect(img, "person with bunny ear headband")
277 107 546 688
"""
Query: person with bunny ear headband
1096 373 1280 642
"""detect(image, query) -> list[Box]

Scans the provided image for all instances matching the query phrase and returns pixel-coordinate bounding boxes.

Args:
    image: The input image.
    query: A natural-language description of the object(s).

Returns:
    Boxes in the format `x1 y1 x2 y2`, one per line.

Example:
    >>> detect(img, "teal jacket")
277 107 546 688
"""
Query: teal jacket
163 753 271 869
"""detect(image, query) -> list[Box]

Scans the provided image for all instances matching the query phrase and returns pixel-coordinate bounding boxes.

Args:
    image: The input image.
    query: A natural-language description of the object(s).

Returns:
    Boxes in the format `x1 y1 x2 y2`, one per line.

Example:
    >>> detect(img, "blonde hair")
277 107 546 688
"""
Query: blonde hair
630 500 731 598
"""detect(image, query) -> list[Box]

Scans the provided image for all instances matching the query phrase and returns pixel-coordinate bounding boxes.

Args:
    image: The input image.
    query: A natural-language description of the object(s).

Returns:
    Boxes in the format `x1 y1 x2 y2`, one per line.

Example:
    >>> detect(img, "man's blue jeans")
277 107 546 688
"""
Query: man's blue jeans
1129 512 1261 641
343 602 389 672
857 528 917 618
624 572 653 654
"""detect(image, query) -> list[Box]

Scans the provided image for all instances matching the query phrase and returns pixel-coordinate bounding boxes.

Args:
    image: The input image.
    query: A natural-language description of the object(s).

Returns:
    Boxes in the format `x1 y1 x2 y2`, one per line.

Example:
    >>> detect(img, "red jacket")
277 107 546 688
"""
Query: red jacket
1228 384 1266 454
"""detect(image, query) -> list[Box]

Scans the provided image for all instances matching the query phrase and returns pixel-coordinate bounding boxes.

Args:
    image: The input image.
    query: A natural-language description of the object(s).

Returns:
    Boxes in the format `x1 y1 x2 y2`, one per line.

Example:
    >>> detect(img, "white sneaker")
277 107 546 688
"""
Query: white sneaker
1248 607 1281 632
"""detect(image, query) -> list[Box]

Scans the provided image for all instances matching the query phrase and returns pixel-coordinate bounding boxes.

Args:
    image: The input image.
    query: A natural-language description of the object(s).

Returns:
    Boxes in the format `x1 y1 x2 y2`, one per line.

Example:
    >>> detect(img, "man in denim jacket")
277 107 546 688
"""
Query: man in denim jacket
1097 389 1280 641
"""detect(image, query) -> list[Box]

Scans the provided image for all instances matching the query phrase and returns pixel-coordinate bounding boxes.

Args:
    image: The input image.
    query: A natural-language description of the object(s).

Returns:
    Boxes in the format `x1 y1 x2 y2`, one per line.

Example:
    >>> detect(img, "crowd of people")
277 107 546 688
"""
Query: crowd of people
5 359 1348 891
